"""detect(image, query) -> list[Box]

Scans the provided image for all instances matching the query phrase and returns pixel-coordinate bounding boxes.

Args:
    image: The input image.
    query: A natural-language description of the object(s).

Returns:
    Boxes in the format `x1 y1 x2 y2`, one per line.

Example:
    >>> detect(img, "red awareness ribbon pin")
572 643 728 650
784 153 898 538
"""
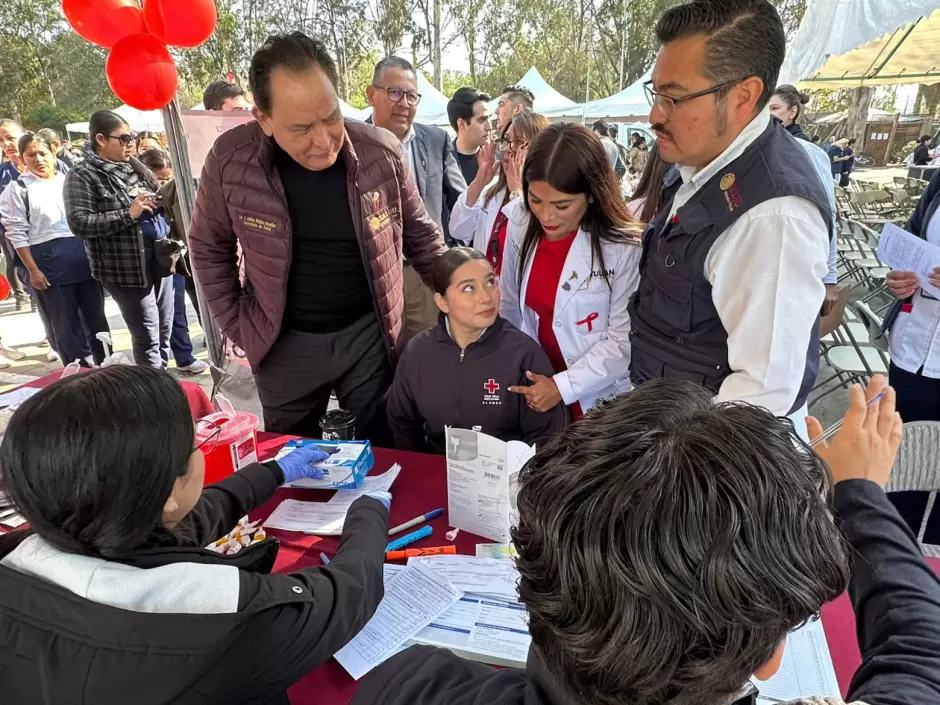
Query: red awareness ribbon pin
576 312 599 333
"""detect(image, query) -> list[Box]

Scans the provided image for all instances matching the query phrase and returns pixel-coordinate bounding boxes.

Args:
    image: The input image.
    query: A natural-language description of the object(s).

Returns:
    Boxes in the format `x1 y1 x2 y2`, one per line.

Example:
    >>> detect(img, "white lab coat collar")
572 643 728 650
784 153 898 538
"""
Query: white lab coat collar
678 107 771 188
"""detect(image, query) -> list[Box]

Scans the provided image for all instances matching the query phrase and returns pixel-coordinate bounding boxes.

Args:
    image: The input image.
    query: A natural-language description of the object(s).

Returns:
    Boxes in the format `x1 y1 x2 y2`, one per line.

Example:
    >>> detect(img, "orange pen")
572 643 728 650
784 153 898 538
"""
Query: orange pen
386 546 457 560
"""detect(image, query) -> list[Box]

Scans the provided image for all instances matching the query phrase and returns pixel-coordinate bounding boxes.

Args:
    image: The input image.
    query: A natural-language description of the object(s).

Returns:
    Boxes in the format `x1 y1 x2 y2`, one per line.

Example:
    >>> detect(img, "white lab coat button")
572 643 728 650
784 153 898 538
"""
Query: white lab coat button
566 358 574 364
554 321 561 328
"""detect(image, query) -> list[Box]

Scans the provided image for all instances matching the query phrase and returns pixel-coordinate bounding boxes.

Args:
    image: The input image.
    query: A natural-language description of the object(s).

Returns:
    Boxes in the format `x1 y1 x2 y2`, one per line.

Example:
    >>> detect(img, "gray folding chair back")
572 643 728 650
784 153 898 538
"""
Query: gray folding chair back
853 301 888 352
886 421 940 556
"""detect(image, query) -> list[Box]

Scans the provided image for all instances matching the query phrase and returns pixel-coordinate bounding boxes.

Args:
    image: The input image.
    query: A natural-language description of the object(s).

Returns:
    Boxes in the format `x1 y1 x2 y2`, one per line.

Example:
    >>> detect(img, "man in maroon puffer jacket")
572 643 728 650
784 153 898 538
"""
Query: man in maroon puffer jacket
189 32 446 441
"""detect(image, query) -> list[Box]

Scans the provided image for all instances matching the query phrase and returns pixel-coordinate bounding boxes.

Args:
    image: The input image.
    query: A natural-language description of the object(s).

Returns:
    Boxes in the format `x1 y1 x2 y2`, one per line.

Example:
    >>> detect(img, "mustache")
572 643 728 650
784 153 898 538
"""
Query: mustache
651 123 672 140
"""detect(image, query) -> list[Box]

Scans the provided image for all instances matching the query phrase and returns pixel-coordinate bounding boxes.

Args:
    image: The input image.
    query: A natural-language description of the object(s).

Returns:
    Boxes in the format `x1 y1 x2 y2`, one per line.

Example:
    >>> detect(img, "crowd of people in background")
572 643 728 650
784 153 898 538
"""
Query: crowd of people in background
1 0 940 702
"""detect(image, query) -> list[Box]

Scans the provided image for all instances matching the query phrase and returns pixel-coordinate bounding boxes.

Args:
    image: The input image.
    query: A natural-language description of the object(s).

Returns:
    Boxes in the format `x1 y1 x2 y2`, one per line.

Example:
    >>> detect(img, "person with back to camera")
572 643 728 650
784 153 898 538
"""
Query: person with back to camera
387 247 567 454
449 111 551 273
499 122 643 420
0 365 393 705
352 374 940 705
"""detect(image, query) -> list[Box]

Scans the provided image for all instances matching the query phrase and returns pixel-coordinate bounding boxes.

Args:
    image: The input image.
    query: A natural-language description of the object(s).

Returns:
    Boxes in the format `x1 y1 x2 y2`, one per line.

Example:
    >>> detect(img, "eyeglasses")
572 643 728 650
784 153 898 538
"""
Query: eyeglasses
643 79 742 114
496 138 528 153
194 424 222 453
372 85 422 107
104 134 135 146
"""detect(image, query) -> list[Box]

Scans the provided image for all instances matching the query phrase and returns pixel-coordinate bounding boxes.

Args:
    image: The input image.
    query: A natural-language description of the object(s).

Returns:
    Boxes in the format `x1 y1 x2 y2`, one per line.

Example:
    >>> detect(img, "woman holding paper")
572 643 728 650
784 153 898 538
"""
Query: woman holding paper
0 365 392 703
387 247 567 454
884 170 940 424
883 171 940 543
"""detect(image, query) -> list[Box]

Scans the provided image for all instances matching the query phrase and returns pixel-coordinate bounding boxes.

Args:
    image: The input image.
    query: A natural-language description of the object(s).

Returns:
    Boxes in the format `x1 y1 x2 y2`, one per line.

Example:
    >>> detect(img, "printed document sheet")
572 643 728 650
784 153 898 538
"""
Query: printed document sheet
334 561 462 679
752 618 840 704
411 594 531 666
877 222 940 299
412 555 520 601
263 466 401 535
445 428 535 542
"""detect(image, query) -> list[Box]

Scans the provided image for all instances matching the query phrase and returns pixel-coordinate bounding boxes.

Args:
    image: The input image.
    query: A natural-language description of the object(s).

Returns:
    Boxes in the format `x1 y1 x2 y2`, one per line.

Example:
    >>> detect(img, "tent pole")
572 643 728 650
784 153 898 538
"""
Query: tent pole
161 98 226 371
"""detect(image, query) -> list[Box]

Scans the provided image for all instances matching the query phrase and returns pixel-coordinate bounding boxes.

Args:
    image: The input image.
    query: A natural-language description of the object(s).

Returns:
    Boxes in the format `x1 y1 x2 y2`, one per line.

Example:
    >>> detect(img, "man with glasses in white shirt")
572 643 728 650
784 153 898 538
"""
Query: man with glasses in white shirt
367 57 466 340
628 0 832 434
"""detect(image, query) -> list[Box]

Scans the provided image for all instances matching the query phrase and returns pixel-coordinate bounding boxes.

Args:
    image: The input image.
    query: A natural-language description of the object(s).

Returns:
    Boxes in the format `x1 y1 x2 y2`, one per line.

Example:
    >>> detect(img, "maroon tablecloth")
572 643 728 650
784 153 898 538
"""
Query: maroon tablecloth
252 432 940 705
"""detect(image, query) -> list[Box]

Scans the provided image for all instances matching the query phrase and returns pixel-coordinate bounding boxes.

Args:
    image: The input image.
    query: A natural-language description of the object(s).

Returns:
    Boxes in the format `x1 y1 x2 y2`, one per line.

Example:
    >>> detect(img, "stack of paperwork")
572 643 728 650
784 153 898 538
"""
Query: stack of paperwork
335 556 842 704
334 554 530 679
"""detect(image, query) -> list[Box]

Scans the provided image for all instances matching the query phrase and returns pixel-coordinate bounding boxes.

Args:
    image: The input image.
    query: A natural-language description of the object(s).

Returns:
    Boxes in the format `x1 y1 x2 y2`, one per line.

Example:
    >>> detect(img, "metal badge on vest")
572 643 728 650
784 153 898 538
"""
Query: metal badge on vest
629 120 833 414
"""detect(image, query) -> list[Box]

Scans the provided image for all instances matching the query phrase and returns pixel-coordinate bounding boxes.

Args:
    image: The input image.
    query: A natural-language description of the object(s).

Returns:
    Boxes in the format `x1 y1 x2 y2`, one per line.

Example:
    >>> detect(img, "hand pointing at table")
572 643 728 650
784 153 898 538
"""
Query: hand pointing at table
509 371 562 413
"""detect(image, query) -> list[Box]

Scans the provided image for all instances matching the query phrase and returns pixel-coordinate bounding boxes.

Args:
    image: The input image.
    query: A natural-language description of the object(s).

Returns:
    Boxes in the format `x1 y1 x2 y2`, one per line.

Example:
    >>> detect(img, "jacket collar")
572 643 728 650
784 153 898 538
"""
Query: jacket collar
434 313 505 353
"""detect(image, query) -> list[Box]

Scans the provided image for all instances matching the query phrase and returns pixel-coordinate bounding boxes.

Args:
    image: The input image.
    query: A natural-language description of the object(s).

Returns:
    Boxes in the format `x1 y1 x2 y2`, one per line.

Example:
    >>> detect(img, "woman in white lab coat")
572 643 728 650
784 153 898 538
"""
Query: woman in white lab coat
500 123 644 419
448 112 550 273
883 169 940 543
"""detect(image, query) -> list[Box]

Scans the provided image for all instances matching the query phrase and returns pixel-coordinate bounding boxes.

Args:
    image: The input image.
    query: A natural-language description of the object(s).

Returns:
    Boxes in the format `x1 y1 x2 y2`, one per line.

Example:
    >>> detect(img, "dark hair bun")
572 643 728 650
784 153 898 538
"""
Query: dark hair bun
798 91 810 105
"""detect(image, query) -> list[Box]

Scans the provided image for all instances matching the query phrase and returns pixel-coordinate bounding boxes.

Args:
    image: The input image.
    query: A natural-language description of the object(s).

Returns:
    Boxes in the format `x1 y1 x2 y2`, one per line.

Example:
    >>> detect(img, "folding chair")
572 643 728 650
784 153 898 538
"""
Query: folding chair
885 421 940 557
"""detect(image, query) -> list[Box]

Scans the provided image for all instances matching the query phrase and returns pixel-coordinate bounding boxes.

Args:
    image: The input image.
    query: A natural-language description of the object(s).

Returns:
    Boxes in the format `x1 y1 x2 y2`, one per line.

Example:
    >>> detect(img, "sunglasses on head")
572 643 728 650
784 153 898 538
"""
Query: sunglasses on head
104 134 134 146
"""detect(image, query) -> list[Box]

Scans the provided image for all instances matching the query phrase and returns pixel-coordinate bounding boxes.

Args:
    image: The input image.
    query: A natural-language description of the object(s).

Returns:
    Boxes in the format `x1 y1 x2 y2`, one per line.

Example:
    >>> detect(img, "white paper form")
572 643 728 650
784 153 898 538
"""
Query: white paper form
334 561 463 679
412 555 520 601
752 618 840 704
877 223 940 299
262 499 349 535
445 428 534 542
264 466 402 535
411 594 531 666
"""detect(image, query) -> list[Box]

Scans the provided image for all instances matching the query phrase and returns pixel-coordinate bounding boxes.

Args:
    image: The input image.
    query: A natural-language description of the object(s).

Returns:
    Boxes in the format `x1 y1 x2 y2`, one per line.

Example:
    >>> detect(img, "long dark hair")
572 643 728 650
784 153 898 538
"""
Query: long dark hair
518 122 641 290
88 110 128 155
630 142 674 224
0 366 196 558
484 110 551 209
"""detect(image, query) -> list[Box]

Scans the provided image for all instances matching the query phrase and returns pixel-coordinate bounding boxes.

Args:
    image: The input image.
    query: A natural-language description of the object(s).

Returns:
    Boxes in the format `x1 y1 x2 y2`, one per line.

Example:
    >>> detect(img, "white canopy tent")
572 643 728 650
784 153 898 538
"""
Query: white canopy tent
779 1 940 87
516 67 578 114
66 103 165 134
541 69 652 122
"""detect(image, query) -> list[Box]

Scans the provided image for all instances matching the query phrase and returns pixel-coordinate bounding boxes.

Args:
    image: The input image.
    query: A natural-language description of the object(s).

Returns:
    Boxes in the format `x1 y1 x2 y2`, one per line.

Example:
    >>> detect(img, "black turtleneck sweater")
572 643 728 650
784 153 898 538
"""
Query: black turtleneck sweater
273 145 374 333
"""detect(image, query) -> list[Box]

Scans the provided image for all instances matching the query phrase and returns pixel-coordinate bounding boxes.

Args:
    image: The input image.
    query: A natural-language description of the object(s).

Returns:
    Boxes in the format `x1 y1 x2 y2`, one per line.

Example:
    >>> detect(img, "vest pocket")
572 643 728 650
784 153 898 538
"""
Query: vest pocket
649 279 693 333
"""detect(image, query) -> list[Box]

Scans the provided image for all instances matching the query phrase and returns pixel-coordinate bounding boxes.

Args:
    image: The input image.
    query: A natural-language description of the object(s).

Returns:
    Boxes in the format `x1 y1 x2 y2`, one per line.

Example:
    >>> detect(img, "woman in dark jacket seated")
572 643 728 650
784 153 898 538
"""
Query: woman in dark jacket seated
0 366 391 705
387 247 567 453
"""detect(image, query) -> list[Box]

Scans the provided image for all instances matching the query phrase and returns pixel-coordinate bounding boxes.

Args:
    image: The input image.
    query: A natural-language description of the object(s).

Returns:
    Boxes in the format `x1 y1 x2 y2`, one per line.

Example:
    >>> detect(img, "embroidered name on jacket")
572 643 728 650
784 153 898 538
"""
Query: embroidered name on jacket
369 206 399 233
238 214 276 232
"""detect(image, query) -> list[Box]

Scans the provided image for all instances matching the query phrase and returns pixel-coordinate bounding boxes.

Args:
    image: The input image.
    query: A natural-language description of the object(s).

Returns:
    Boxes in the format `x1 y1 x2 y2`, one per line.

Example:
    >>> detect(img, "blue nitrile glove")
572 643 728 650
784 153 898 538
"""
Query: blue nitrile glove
277 446 330 483
365 491 392 510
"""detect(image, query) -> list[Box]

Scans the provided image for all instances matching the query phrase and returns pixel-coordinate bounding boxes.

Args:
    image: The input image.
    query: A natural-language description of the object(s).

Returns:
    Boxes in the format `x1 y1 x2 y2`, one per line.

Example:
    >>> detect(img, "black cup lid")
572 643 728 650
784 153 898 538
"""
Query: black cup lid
320 408 356 427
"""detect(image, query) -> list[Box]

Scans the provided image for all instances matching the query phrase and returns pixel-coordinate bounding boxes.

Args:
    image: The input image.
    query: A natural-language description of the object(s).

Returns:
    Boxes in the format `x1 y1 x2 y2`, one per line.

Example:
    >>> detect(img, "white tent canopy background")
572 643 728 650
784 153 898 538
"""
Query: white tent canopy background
541 69 652 121
779 0 940 87
516 67 578 114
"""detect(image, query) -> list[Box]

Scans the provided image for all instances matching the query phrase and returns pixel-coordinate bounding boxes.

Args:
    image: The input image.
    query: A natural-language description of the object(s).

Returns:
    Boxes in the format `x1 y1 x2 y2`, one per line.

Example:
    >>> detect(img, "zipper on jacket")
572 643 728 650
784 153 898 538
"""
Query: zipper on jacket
459 348 465 362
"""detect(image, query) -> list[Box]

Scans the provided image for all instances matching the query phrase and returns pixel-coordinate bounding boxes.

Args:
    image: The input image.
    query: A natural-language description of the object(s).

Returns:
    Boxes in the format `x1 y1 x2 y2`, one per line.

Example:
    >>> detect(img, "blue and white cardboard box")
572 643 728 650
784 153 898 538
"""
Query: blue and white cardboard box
276 439 374 490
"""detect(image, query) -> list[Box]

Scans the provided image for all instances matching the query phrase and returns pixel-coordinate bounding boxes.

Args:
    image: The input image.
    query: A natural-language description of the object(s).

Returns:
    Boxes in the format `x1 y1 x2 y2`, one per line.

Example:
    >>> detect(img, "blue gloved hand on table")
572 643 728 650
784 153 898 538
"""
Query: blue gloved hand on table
277 446 331 483
365 491 392 510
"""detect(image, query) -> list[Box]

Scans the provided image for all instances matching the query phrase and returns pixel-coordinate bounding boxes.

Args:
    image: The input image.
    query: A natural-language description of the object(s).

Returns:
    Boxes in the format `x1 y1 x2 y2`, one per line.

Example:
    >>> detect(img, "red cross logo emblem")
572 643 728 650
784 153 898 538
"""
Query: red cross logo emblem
483 379 500 394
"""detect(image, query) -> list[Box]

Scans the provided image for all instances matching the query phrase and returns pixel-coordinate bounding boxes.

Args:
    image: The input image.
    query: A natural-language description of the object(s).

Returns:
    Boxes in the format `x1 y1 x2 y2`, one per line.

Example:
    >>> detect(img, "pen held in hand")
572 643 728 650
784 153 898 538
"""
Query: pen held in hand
809 390 886 448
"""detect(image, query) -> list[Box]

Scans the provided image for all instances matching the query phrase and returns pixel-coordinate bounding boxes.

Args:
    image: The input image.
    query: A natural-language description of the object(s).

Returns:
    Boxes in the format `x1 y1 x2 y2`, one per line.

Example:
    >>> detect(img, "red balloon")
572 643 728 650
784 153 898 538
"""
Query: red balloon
106 34 178 111
143 0 217 48
62 0 144 48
